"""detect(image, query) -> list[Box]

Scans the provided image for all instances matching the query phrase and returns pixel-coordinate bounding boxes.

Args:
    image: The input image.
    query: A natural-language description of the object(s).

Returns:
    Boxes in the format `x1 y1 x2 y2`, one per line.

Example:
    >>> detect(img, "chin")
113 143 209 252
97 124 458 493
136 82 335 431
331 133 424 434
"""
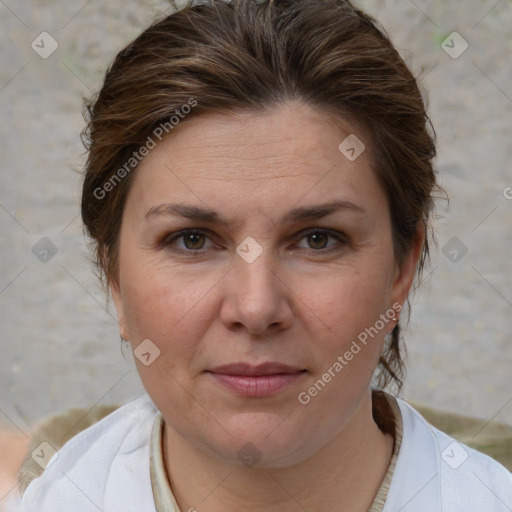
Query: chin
200 414 321 469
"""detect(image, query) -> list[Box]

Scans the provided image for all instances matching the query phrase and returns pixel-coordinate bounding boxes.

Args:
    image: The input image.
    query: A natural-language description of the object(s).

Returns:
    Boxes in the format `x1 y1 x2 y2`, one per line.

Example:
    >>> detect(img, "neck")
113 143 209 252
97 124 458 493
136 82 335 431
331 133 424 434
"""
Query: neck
163 390 394 512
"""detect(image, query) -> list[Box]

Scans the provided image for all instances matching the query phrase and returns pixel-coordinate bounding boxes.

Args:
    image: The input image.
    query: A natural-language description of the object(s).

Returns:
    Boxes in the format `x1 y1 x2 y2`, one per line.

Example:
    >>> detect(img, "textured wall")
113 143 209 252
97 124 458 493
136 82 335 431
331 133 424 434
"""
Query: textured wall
0 0 511 439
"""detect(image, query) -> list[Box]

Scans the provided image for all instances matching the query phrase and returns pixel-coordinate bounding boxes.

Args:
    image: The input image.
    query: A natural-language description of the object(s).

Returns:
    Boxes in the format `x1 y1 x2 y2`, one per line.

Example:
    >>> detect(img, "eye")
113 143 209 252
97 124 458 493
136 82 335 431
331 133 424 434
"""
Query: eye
163 229 215 252
295 229 347 251
161 228 347 255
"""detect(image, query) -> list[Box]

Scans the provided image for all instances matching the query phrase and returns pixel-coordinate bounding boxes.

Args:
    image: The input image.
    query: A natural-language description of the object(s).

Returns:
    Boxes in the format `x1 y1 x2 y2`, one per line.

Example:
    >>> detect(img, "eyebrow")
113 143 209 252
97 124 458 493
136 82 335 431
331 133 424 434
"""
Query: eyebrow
145 199 365 227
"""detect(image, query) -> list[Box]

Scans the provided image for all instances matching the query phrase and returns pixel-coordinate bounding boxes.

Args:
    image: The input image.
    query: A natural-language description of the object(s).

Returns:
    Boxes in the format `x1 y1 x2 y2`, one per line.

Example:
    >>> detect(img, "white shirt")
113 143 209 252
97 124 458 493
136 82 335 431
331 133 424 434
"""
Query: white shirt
18 393 512 511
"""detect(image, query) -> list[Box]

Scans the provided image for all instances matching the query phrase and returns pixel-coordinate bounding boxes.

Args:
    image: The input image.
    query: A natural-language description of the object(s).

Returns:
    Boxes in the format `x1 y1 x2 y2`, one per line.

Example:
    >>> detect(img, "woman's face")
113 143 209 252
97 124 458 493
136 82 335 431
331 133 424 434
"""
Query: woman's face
112 102 419 468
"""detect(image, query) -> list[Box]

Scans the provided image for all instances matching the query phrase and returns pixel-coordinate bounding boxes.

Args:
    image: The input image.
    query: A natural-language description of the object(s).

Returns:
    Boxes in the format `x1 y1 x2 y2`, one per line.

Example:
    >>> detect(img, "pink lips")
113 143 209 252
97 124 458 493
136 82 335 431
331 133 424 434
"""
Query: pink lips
206 363 306 397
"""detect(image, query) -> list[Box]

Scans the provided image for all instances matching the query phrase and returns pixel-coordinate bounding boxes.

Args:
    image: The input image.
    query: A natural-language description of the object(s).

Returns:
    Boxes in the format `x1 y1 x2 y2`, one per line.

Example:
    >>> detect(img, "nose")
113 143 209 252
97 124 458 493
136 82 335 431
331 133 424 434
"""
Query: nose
219 246 294 336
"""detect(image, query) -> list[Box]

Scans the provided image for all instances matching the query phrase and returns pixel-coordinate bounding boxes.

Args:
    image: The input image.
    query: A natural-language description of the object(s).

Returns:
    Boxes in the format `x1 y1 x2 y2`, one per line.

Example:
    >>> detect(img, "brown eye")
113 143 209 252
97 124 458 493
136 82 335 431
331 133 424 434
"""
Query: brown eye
296 229 347 252
163 229 214 253
307 232 329 250
182 232 206 250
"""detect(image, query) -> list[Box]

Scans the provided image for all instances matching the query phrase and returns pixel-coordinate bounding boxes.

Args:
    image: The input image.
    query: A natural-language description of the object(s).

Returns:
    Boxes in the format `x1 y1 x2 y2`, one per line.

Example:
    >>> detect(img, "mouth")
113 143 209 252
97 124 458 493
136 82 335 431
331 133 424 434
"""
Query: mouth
206 363 307 397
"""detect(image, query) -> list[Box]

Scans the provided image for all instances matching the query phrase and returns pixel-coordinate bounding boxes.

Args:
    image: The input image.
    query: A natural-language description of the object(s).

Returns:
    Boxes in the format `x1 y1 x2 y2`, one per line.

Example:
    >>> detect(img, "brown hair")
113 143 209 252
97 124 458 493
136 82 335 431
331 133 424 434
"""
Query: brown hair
81 0 440 392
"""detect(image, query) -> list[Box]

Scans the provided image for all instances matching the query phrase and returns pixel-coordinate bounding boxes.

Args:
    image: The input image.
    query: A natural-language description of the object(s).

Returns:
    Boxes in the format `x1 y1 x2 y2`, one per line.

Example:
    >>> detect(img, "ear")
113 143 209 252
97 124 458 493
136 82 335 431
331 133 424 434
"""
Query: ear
390 221 425 310
110 280 130 341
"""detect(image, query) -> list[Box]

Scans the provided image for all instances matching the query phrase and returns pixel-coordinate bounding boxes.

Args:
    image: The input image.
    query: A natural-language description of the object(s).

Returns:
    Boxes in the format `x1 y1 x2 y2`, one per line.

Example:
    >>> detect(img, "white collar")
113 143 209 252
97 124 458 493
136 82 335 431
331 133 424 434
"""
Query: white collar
383 397 442 510
20 394 159 512
385 397 512 511
19 394 512 511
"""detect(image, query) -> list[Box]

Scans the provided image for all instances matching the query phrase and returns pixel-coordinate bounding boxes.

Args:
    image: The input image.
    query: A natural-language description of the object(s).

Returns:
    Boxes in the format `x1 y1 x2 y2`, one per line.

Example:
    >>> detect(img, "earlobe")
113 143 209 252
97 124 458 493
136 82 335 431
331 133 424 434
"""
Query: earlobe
110 281 130 341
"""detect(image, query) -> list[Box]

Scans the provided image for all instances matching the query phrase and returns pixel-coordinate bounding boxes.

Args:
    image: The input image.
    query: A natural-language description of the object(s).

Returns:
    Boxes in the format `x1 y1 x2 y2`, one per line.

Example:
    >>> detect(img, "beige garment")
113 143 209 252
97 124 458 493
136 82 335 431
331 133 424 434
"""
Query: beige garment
150 413 181 511
149 390 404 512
367 391 403 511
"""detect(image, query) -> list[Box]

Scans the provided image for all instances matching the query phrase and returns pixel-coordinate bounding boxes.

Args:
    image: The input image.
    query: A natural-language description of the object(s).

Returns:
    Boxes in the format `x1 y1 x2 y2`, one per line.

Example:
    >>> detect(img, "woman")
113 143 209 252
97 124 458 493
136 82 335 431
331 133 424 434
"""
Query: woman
15 0 512 510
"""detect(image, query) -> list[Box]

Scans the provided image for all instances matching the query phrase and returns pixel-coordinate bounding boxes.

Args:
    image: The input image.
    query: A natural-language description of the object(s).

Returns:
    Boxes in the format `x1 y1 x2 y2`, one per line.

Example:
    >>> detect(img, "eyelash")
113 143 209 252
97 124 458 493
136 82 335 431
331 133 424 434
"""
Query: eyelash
160 228 348 255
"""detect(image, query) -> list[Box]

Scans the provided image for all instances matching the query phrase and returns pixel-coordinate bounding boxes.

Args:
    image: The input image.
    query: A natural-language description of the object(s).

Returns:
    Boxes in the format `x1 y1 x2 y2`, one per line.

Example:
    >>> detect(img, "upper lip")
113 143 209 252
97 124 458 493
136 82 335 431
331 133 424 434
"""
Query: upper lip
207 363 306 376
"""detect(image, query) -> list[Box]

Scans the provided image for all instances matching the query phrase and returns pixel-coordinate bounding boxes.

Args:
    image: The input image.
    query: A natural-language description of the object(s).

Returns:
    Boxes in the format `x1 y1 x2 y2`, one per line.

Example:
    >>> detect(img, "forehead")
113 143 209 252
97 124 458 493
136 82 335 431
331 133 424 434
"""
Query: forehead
125 102 382 217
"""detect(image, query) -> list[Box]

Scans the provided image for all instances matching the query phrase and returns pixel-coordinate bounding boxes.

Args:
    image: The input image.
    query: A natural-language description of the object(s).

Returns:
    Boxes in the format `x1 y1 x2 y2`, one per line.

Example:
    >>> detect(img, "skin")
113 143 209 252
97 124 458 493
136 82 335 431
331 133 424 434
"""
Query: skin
0 430 28 501
112 102 423 511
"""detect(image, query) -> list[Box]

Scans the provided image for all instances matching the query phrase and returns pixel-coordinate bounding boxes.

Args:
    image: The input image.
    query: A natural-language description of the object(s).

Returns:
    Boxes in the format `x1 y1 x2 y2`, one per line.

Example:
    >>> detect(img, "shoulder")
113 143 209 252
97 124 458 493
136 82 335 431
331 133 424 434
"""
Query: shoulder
384 397 512 512
19 394 159 512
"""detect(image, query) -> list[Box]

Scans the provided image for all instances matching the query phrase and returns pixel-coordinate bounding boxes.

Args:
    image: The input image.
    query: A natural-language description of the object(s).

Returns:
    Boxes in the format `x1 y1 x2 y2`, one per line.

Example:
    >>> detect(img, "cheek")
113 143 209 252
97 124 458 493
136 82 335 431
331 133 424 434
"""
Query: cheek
120 274 169 341
292 257 395 407
300 262 393 344
119 270 205 407
294 272 392 422
120 261 206 337
119 262 222 386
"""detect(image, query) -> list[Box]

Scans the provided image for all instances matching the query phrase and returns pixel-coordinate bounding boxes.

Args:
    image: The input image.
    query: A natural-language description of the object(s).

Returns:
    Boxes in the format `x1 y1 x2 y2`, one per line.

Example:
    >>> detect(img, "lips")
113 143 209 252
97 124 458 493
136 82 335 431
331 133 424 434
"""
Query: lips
206 363 307 397
208 362 306 376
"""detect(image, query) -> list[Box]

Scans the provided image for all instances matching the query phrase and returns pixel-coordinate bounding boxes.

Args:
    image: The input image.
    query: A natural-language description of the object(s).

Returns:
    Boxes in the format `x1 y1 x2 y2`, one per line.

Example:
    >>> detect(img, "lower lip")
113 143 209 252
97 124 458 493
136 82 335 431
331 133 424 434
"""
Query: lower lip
207 372 305 397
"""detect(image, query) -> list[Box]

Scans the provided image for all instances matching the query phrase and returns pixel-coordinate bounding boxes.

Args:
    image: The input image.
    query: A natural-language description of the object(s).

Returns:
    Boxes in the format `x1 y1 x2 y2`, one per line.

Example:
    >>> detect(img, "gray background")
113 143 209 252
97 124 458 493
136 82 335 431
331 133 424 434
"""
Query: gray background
0 0 511 439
